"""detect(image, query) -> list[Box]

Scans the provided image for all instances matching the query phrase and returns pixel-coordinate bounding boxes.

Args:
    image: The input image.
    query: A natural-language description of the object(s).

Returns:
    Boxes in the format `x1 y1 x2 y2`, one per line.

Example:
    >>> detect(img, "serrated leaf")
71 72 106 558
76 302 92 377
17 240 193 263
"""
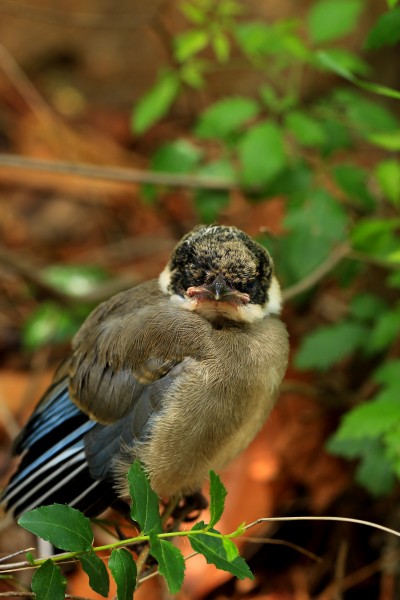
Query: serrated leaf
375 159 400 205
365 7 400 49
208 471 227 528
80 551 110 597
308 0 363 43
190 522 253 580
18 504 93 551
295 321 367 371
195 96 259 140
149 531 185 594
31 560 66 600
108 549 137 600
127 461 162 534
174 29 209 62
222 538 239 561
238 120 286 188
132 71 180 134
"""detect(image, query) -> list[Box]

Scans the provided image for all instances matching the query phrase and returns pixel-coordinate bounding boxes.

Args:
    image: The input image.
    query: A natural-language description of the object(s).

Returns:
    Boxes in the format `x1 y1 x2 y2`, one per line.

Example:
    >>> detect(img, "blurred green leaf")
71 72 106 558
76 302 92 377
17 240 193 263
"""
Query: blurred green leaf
132 71 180 134
308 0 364 44
43 264 108 296
387 0 399 7
151 139 203 173
334 398 400 440
283 189 347 280
259 85 298 114
295 321 367 371
368 130 400 151
285 110 327 148
19 504 93 552
181 2 207 25
174 29 209 61
333 164 375 210
314 48 371 77
350 293 387 320
374 360 400 385
375 159 400 205
149 532 185 594
238 120 286 188
365 7 400 49
328 437 395 496
194 189 230 223
234 21 277 57
22 302 84 350
331 89 399 134
351 218 400 257
366 308 400 353
212 30 230 62
195 97 259 140
31 560 66 600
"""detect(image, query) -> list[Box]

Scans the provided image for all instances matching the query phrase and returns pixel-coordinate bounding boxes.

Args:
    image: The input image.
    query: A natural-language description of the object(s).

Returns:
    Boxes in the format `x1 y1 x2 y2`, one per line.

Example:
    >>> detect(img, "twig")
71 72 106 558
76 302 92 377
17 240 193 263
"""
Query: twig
0 549 35 565
282 243 351 302
0 594 96 600
0 154 234 190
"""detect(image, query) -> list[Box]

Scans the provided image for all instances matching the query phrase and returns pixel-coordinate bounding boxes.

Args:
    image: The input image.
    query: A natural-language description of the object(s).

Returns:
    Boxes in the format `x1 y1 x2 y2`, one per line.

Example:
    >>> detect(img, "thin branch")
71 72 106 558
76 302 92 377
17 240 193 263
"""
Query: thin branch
0 549 35 565
0 154 234 191
282 243 351 302
244 516 400 540
0 594 96 600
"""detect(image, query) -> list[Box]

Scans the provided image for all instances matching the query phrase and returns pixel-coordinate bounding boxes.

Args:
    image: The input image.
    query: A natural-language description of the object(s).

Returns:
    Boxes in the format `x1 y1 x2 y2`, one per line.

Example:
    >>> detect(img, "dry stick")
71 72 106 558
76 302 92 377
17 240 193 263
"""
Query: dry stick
0 153 233 191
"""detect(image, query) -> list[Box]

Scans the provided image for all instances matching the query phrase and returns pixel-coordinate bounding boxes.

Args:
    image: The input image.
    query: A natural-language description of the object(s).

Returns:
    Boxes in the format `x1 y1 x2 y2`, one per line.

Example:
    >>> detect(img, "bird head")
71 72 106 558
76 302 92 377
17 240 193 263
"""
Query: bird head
159 225 282 324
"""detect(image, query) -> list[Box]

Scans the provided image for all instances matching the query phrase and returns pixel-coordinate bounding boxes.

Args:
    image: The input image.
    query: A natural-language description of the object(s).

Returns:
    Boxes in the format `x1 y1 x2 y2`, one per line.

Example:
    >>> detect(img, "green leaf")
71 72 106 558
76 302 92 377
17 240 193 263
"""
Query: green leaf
335 399 400 440
174 29 209 62
365 7 400 49
180 2 206 25
80 551 110 597
373 360 400 385
195 96 259 140
151 139 203 174
308 0 363 44
22 302 84 350
314 48 371 77
212 30 230 62
222 538 239 561
333 164 375 210
327 437 395 496
295 321 367 371
193 159 234 222
285 111 326 148
351 218 400 257
31 560 66 600
283 189 347 280
350 293 387 321
375 159 400 205
149 531 186 594
132 71 180 134
368 130 400 151
208 471 227 528
127 461 162 534
43 264 108 296
238 120 286 188
234 21 277 57
387 0 399 7
190 522 253 580
108 548 137 600
332 89 399 134
366 309 400 353
18 504 93 552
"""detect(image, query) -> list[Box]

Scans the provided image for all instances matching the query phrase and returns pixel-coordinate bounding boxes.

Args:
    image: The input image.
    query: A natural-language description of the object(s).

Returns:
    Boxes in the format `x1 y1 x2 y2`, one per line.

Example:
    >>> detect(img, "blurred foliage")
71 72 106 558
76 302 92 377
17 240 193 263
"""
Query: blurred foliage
129 0 400 498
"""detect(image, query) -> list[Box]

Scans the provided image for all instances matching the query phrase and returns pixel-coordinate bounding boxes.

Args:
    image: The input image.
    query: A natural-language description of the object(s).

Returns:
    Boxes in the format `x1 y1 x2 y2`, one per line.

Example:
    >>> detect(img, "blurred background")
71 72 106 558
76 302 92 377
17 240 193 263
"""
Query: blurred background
0 0 399 598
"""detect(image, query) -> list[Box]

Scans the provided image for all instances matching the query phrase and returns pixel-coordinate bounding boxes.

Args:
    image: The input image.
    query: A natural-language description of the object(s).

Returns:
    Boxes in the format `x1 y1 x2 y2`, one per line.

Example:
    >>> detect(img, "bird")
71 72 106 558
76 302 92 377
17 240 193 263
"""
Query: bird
0 225 289 525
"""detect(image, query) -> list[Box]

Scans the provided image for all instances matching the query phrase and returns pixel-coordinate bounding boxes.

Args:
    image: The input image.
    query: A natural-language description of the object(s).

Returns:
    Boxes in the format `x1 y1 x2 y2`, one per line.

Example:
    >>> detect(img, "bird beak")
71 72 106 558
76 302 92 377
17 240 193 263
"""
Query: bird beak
186 274 250 305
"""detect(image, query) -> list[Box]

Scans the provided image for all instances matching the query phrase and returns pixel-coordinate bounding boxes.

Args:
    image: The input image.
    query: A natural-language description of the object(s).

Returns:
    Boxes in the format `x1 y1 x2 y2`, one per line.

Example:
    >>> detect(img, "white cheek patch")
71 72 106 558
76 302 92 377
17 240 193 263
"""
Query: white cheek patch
266 276 282 315
158 266 171 294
